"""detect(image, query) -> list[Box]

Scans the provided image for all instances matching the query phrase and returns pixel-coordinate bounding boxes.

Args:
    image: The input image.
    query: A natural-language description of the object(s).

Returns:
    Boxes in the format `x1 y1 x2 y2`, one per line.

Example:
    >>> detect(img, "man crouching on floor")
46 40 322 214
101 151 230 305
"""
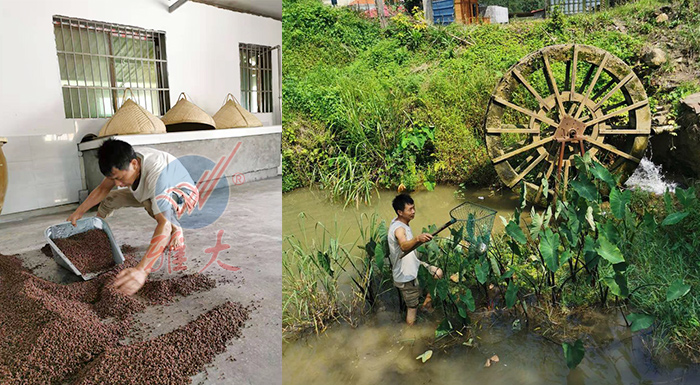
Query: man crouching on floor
67 139 198 296
388 194 443 325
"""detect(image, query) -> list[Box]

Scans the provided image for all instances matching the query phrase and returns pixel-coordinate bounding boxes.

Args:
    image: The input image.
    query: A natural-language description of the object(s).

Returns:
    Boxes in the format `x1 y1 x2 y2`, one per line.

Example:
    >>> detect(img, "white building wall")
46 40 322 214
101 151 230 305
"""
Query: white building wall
0 0 282 215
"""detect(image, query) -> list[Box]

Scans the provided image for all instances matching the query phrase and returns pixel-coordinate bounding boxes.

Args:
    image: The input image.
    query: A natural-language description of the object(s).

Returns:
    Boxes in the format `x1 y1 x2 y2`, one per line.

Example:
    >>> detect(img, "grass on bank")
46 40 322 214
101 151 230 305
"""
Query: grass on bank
283 0 700 205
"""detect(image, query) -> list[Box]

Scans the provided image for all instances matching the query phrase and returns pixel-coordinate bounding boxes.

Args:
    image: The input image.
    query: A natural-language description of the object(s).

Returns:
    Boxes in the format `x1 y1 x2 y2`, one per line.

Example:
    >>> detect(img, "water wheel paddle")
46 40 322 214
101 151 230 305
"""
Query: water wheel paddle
485 44 651 202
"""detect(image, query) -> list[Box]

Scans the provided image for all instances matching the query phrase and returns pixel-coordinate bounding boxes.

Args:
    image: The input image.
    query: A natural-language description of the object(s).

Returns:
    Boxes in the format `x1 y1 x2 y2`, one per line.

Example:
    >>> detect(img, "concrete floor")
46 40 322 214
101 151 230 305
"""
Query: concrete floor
0 177 282 385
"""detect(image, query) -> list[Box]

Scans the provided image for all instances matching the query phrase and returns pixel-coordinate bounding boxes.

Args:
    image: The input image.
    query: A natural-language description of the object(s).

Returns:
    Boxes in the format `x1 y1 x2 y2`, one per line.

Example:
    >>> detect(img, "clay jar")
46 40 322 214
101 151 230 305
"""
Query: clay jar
0 138 7 214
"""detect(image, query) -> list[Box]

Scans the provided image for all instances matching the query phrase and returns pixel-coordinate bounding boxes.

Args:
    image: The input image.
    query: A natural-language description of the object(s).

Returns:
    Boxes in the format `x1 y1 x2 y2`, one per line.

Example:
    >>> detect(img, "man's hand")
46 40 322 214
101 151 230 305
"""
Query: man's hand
112 267 150 296
416 233 433 243
428 265 443 279
67 211 83 227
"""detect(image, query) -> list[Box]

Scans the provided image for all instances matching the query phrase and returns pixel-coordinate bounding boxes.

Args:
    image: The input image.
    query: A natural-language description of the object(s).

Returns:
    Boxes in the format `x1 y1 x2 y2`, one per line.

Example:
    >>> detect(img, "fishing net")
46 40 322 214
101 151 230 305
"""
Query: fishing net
449 201 497 254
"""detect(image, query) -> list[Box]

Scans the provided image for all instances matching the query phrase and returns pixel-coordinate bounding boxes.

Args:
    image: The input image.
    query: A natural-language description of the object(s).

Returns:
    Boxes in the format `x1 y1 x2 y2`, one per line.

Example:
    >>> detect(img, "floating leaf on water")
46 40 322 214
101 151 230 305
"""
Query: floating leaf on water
416 350 433 363
484 359 491 368
562 339 585 369
463 338 474 347
490 354 500 362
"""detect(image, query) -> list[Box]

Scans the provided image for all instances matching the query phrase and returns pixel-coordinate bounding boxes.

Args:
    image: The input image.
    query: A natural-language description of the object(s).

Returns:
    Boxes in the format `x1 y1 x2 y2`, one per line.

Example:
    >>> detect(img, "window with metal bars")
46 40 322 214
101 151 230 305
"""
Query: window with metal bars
52 16 170 119
239 43 273 114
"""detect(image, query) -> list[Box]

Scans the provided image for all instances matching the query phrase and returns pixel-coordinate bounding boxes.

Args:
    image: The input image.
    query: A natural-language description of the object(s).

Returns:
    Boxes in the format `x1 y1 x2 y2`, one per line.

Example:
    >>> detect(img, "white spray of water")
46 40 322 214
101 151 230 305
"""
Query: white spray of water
624 158 677 195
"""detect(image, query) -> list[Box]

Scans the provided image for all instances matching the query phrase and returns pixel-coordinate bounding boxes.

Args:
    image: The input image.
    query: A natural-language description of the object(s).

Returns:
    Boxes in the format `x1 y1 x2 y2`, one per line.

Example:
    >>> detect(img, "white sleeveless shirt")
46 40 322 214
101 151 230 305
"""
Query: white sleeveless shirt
387 218 421 283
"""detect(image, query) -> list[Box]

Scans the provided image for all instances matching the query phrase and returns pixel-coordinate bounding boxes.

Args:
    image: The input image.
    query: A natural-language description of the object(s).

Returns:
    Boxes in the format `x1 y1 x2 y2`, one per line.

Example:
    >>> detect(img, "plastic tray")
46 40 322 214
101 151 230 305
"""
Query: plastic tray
44 217 125 280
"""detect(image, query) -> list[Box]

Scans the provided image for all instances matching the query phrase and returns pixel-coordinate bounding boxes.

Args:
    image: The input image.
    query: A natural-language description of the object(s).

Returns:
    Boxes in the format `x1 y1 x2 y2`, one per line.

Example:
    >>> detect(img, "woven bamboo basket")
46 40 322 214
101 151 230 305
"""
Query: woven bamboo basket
98 89 166 137
212 93 263 129
161 92 215 132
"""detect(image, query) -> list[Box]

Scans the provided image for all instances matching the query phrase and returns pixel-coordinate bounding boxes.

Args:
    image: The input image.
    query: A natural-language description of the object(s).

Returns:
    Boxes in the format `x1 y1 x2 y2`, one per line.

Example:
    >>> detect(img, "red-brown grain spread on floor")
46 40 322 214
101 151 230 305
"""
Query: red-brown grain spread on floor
0 246 249 384
51 229 115 274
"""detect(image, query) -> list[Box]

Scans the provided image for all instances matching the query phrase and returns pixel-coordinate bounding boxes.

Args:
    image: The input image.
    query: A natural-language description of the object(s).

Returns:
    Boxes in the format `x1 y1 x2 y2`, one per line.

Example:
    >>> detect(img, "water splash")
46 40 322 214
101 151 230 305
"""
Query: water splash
625 158 677 195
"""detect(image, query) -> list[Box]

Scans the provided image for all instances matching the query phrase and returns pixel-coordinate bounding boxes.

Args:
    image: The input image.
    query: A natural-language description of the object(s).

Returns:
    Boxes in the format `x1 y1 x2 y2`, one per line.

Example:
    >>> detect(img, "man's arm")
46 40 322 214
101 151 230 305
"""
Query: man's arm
112 213 171 296
395 227 433 257
67 177 116 226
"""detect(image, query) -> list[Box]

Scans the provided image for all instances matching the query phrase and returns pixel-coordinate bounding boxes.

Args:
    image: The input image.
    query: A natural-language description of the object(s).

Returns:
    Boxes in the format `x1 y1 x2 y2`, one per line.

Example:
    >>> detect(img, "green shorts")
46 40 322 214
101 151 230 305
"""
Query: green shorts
395 279 421 308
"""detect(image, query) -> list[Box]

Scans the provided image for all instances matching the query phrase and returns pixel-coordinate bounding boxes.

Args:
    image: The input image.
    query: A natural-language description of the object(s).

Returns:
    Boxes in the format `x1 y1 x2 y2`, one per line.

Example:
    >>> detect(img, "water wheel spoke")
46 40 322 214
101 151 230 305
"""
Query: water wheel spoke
493 136 555 164
591 79 616 101
574 53 609 119
599 125 651 134
486 124 539 134
542 54 566 117
570 45 578 102
493 96 559 128
512 69 550 111
583 137 641 162
508 152 547 188
602 100 628 114
592 72 635 111
585 99 648 127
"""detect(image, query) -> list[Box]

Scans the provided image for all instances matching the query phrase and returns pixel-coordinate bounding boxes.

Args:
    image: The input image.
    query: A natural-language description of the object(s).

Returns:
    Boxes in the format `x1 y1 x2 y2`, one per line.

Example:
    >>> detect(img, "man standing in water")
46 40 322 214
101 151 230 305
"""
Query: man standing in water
388 194 443 325
67 139 198 296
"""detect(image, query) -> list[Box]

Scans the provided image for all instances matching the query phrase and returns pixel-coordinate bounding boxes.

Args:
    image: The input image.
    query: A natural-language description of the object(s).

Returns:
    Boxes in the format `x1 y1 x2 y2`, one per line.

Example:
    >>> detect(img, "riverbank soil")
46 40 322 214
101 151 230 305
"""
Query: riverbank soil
0 178 282 384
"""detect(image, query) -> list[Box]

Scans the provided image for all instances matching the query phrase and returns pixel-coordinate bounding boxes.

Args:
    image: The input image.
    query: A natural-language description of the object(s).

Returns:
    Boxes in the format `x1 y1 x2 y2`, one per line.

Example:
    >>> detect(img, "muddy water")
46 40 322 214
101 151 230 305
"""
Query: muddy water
283 186 520 249
283 308 700 384
283 187 700 384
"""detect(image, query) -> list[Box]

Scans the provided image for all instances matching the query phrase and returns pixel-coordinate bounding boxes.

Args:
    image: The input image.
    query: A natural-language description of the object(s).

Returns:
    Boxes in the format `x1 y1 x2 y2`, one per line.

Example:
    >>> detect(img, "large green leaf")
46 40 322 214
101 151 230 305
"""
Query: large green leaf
506 220 527 244
627 313 655 332
505 281 518 308
539 229 560 272
317 251 333 276
529 207 544 239
435 279 449 301
595 235 624 264
676 187 697 208
475 259 489 284
436 318 452 339
610 188 631 220
666 280 691 301
374 242 385 271
583 235 598 268
662 211 689 226
603 271 628 298
562 339 585 369
560 250 572 266
461 290 475 312
519 181 527 209
591 162 616 188
541 177 549 199
571 178 598 202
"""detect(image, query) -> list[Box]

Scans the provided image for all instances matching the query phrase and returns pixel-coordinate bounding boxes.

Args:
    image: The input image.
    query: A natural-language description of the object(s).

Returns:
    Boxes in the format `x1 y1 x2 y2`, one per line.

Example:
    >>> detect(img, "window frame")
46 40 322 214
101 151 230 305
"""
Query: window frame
239 43 274 114
52 15 170 119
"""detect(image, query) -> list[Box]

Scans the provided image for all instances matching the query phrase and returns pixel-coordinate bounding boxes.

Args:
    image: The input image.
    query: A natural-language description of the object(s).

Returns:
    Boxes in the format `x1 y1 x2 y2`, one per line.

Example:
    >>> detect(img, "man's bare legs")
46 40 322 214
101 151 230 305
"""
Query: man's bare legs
407 307 417 325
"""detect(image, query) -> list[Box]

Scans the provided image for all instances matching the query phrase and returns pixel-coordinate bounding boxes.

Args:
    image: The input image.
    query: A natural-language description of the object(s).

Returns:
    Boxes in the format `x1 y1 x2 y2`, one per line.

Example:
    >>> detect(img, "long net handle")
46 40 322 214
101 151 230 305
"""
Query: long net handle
400 218 456 258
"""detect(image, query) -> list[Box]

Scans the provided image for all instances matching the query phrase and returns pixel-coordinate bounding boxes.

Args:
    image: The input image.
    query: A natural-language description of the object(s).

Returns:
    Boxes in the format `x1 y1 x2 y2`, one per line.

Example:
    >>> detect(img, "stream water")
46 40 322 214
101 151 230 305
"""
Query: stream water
282 186 700 384
283 186 519 249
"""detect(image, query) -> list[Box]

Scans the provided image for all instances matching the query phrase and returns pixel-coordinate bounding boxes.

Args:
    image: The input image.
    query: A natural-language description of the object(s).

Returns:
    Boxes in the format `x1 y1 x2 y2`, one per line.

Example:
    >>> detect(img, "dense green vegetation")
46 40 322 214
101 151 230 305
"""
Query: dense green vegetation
283 162 700 363
283 0 700 204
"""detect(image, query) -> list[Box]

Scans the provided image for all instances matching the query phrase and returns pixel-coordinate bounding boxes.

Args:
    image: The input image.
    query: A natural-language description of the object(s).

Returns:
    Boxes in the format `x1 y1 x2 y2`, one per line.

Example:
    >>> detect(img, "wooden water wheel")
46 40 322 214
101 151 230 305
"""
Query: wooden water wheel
485 44 651 202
